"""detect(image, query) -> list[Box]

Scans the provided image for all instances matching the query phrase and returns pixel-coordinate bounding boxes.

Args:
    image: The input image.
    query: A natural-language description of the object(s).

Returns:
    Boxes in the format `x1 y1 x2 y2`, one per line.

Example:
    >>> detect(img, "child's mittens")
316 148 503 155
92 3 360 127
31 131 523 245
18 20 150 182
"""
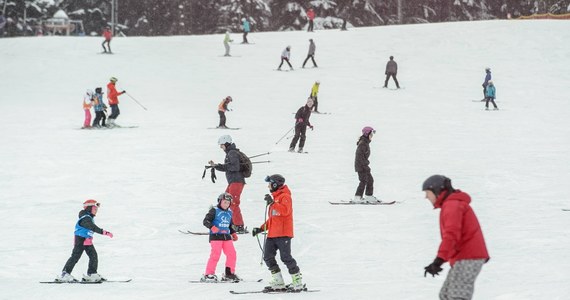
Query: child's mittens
103 230 114 238
211 226 220 233
231 233 238 241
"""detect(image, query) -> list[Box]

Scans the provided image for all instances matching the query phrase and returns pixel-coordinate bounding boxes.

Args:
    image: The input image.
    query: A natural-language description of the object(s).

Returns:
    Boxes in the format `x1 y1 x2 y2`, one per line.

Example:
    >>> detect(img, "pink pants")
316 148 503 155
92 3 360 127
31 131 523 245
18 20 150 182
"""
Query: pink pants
205 240 236 275
226 183 245 226
84 109 92 127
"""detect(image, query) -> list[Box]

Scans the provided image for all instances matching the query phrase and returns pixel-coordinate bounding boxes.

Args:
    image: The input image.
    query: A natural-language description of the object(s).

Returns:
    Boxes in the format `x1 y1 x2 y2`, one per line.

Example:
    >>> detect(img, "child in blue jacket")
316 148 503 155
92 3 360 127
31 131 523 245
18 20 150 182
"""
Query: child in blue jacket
485 81 498 110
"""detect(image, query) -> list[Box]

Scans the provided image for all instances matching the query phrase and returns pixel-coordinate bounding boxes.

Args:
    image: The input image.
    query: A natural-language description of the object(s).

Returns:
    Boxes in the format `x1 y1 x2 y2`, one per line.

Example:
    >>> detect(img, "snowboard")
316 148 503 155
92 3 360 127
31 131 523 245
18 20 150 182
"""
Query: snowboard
329 200 396 205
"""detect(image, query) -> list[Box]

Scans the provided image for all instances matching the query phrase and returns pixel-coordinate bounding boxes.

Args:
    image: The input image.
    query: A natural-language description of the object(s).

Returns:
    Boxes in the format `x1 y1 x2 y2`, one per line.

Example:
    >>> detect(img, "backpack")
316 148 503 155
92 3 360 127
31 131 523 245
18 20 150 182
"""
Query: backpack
236 150 252 178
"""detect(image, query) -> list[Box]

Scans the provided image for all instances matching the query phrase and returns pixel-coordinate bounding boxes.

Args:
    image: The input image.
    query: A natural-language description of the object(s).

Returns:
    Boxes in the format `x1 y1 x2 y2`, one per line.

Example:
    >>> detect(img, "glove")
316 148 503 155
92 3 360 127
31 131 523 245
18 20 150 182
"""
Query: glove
309 125 314 130
211 226 220 233
103 230 113 238
264 194 274 205
232 233 238 241
424 257 444 277
121 90 126 94
252 227 262 237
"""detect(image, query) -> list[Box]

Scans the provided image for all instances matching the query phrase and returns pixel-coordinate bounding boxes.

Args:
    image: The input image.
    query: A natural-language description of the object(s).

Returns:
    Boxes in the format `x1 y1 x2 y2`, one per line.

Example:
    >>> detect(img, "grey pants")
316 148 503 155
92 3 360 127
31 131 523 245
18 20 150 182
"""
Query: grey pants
440 259 485 300
224 42 230 56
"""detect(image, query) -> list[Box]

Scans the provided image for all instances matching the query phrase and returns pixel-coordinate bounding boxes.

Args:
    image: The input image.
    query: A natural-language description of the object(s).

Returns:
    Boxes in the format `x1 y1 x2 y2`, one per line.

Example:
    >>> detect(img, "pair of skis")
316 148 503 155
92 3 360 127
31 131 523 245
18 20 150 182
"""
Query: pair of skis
230 285 319 294
40 279 131 284
329 200 396 205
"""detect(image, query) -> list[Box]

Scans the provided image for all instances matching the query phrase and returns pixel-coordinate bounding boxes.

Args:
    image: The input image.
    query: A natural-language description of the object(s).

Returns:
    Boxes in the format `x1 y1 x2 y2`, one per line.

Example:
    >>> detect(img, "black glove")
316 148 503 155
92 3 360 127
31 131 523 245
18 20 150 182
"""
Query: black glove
424 257 444 277
252 227 262 237
264 194 274 205
122 90 126 94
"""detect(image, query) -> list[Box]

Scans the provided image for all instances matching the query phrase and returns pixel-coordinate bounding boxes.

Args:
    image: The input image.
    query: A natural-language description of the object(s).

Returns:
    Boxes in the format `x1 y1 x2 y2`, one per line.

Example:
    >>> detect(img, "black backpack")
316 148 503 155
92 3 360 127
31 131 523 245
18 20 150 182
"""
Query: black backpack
236 150 252 178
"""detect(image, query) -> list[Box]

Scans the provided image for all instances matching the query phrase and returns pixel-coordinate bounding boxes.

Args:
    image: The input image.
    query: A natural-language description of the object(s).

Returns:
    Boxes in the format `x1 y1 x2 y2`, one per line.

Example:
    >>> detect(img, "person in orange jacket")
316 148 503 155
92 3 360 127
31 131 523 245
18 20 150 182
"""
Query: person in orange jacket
252 174 304 292
102 26 112 53
106 77 126 127
217 96 232 128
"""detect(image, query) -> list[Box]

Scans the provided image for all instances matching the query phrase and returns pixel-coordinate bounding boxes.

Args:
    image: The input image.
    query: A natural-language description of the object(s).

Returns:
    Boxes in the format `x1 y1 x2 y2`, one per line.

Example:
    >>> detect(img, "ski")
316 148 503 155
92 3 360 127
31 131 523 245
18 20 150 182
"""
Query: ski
178 230 209 235
312 111 331 115
207 127 241 130
230 287 319 294
562 209 570 211
274 69 294 72
189 278 262 284
40 279 131 284
329 200 396 205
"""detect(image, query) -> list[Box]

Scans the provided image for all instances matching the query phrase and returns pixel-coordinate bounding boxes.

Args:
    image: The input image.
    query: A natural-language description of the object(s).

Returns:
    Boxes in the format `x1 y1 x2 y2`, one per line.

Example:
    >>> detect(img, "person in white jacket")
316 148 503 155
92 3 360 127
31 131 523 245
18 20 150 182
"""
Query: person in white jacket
277 46 293 71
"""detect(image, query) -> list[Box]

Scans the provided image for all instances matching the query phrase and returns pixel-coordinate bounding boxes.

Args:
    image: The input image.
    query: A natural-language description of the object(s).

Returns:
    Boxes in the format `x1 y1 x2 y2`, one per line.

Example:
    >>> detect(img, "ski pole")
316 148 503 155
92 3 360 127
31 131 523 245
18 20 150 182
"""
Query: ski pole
248 152 271 159
251 160 271 164
258 201 269 265
125 92 148 111
275 126 295 145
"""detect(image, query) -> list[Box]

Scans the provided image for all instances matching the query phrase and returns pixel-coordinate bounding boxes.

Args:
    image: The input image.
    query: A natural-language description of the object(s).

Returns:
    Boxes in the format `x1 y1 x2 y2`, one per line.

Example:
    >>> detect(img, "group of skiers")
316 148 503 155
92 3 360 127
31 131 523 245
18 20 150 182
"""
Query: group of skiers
482 67 499 110
81 77 126 129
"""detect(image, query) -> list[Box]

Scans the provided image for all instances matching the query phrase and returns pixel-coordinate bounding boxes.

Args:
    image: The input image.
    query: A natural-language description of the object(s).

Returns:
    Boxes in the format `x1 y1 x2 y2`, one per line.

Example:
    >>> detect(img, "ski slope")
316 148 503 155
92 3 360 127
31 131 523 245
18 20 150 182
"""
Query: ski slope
0 19 569 300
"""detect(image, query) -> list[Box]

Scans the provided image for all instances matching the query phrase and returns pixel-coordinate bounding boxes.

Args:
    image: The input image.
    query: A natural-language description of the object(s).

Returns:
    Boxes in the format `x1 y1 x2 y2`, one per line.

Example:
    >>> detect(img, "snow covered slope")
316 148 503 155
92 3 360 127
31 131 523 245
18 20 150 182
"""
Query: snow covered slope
0 20 569 299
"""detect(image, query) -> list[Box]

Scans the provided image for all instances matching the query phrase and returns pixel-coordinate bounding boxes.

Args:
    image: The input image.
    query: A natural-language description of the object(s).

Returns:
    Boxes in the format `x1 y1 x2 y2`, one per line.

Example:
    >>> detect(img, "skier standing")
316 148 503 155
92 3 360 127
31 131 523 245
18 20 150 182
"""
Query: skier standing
422 175 490 300
252 174 304 292
201 193 241 282
223 31 233 56
353 126 382 203
277 46 293 71
241 18 250 44
217 96 232 128
56 199 113 282
92 87 107 128
481 67 492 101
102 26 112 53
306 8 315 32
484 80 498 110
301 39 318 68
82 90 94 129
208 135 247 234
383 56 400 89
107 77 126 127
289 98 314 153
308 81 320 112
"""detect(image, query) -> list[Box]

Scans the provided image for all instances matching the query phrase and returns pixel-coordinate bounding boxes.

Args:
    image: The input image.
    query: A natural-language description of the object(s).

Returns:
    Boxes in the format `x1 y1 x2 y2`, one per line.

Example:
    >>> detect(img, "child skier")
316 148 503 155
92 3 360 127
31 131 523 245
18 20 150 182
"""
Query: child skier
289 98 314 153
217 96 232 128
353 126 382 203
92 87 107 128
56 199 113 282
277 46 293 71
422 175 490 300
223 31 233 56
252 174 305 292
484 80 498 110
201 193 241 282
82 90 94 129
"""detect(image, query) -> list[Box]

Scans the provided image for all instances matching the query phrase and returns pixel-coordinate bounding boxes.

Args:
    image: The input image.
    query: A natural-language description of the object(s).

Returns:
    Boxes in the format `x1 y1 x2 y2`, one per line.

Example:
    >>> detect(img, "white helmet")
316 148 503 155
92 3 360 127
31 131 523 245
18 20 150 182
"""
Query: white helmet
218 135 232 145
86 89 94 97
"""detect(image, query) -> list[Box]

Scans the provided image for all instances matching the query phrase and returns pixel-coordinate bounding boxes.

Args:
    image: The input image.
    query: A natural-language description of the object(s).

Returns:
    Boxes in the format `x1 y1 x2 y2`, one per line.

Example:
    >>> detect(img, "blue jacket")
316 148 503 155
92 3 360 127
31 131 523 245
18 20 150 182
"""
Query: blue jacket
242 20 250 32
486 84 496 98
203 205 235 241
93 93 105 112
74 210 104 238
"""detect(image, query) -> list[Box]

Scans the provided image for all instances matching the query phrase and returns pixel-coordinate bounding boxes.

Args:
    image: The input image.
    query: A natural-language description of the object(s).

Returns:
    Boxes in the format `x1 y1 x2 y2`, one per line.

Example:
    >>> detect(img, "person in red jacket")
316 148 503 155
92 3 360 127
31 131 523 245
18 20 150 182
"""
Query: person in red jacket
422 175 490 300
106 77 126 127
252 174 304 292
306 8 315 32
102 26 112 53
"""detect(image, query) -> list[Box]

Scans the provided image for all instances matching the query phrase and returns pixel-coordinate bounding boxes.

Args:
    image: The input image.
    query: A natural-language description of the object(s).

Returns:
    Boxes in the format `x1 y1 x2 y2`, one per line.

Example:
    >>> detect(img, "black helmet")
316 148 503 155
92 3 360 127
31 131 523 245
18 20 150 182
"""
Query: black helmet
265 174 285 192
218 192 233 204
422 175 453 196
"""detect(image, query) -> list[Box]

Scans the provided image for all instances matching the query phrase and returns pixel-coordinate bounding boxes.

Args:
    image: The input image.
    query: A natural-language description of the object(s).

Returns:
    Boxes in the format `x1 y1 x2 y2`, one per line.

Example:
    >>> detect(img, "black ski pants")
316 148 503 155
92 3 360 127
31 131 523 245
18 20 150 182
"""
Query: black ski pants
355 170 374 197
384 73 400 88
485 97 498 109
93 111 106 127
63 236 98 275
109 104 120 120
310 96 319 112
302 54 318 68
218 111 227 127
278 58 293 70
289 124 307 149
102 39 111 53
264 237 300 274
242 32 248 44
307 20 314 32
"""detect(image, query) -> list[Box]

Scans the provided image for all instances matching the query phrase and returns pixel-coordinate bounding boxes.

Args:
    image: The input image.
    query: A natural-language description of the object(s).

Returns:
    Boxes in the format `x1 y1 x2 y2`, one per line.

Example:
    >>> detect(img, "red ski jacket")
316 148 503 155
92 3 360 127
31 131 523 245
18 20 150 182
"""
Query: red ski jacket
435 190 490 266
103 30 112 41
260 185 294 238
107 82 121 105
307 9 315 21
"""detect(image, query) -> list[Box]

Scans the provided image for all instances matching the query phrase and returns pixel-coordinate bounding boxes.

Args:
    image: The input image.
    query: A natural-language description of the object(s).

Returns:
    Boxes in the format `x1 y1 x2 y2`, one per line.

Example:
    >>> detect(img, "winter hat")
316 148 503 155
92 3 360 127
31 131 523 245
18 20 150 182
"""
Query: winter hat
485 67 491 72
362 126 375 137
422 175 455 197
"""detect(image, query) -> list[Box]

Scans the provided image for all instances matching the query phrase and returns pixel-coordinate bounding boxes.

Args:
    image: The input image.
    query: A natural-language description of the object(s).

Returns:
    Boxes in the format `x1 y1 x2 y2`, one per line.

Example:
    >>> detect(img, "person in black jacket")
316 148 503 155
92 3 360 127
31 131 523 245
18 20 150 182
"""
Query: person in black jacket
353 127 381 203
383 56 400 89
289 98 314 153
57 199 113 282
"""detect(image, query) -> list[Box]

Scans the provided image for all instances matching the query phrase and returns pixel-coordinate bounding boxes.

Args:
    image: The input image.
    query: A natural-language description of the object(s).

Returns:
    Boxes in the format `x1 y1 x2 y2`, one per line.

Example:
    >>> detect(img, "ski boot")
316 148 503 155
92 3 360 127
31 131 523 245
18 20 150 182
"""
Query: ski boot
200 274 218 283
234 225 248 234
288 147 295 152
365 195 381 203
221 267 242 282
56 271 76 282
82 273 105 282
297 147 304 153
264 270 286 292
287 272 305 292
350 195 365 204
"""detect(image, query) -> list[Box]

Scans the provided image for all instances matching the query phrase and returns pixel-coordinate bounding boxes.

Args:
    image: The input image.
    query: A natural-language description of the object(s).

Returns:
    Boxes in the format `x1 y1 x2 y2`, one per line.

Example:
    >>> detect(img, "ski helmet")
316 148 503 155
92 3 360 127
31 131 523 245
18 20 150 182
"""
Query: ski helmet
362 126 375 136
109 77 118 83
390 55 394 60
265 174 285 191
83 199 100 209
241 17 246 22
422 175 453 196
218 135 232 145
488 80 493 85
315 80 320 85
95 87 103 94
485 67 491 72
226 96 233 102
218 192 233 204
306 97 314 106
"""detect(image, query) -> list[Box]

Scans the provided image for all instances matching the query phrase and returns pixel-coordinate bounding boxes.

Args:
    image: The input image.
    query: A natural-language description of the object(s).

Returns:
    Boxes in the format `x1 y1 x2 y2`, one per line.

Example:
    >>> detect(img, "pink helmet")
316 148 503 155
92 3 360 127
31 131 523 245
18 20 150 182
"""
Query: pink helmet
362 126 375 136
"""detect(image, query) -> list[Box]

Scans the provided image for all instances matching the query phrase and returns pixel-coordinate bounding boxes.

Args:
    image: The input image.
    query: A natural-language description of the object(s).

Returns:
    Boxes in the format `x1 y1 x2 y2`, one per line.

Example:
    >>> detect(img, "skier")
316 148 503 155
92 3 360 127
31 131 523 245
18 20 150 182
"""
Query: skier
484 80 498 110
201 193 241 282
217 96 232 128
306 8 315 32
56 199 113 282
208 135 247 234
481 67 492 101
107 77 126 127
223 31 233 56
308 80 320 113
102 26 112 53
353 126 382 203
82 90 94 129
301 39 318 68
241 18 250 44
277 46 293 71
92 87 107 128
289 98 314 153
383 56 400 89
252 174 304 292
422 175 490 300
